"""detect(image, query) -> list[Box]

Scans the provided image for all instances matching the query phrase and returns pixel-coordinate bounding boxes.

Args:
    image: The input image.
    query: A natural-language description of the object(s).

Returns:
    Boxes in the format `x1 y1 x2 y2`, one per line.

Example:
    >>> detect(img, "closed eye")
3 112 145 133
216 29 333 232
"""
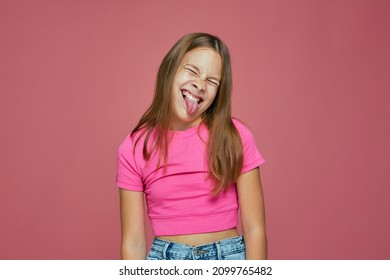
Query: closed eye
208 79 220 87
185 67 198 75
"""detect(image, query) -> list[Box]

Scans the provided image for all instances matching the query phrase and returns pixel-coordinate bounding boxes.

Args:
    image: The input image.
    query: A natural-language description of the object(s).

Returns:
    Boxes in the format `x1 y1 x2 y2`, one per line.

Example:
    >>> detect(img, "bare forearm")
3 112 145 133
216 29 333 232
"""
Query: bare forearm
243 231 268 260
121 241 147 260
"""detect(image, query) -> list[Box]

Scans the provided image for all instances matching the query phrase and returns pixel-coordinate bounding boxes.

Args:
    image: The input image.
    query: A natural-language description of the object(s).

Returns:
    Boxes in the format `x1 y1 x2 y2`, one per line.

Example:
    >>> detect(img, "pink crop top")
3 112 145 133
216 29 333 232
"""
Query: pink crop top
116 118 265 236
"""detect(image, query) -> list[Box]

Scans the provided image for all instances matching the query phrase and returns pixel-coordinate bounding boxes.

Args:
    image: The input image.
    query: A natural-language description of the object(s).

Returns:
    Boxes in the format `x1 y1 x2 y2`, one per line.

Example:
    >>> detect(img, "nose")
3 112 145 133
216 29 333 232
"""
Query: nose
191 77 206 93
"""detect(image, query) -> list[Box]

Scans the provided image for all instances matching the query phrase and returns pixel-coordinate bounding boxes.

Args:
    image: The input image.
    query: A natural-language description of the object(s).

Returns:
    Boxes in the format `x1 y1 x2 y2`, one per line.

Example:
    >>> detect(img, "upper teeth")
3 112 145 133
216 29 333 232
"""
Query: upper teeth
183 91 200 103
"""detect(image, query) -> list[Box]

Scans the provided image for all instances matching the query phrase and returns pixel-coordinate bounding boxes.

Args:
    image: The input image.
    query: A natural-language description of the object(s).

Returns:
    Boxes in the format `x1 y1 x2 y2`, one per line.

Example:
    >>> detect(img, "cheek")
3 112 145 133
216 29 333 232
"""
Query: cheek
175 72 190 85
202 92 218 112
208 89 218 103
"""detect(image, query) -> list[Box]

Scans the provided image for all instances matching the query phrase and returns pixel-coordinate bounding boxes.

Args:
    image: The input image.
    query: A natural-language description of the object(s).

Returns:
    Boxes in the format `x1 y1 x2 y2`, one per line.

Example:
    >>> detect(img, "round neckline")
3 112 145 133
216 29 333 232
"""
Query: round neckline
169 123 205 137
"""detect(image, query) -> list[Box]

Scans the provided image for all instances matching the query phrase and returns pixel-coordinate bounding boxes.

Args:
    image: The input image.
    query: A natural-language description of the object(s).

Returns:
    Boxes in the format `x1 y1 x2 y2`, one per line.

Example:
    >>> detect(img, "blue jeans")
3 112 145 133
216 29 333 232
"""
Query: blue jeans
146 236 246 260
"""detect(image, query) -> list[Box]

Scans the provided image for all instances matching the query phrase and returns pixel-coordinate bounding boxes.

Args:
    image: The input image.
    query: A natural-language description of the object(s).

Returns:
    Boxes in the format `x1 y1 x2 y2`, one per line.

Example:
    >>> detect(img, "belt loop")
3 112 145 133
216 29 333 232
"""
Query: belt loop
216 241 222 260
162 240 170 260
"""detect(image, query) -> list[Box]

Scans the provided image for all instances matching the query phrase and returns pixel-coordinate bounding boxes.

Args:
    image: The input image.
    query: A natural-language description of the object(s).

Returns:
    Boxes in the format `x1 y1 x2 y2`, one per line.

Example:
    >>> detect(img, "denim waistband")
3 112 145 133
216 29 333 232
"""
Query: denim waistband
149 235 245 260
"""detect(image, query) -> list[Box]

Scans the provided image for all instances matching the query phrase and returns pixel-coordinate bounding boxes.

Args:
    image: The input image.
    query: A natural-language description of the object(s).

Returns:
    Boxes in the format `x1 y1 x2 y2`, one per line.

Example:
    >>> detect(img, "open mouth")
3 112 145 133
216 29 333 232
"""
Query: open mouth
181 89 203 114
181 89 203 104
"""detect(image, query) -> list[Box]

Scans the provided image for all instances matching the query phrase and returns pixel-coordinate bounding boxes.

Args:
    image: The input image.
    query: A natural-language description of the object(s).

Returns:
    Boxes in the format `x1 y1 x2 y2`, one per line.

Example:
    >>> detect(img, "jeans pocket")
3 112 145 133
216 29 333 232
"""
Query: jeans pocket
146 248 163 260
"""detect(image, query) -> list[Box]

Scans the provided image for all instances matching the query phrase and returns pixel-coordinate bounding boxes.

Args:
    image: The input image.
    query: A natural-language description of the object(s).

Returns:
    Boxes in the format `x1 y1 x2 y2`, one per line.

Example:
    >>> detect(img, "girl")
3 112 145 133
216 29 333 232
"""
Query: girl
116 33 267 260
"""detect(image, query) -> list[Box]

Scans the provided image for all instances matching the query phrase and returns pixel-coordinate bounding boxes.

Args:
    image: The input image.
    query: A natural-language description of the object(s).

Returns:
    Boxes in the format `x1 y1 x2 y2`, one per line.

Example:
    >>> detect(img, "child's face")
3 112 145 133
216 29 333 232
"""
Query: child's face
170 47 222 131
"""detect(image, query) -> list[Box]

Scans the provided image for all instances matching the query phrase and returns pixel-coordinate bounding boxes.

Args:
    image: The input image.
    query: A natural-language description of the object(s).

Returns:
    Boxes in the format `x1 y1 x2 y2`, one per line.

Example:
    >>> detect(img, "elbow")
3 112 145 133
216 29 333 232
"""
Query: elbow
242 222 267 237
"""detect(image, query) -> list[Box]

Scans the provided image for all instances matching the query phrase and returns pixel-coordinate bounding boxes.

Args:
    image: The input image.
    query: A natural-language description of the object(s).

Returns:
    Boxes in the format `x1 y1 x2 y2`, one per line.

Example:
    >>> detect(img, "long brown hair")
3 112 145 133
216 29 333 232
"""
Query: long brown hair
132 32 243 195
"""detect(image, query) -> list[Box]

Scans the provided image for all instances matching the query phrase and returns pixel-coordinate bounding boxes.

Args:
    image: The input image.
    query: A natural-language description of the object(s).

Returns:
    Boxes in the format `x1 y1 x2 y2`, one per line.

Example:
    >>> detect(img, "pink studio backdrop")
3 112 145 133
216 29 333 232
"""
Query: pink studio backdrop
0 0 389 259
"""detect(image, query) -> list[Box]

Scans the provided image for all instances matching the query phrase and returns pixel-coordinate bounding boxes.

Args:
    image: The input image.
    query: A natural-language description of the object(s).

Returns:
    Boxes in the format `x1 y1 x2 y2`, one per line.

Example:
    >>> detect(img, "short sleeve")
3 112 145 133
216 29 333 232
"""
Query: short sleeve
233 119 266 174
116 133 144 191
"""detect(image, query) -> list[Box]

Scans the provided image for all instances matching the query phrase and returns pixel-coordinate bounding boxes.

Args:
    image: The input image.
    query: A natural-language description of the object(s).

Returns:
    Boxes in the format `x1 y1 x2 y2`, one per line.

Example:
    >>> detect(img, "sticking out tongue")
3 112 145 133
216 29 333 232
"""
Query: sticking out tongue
184 95 199 115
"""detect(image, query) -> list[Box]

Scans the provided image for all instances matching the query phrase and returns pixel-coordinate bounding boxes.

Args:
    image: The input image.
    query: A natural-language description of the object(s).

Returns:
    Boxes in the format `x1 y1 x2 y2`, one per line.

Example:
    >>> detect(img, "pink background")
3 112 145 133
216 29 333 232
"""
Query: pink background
1 0 389 259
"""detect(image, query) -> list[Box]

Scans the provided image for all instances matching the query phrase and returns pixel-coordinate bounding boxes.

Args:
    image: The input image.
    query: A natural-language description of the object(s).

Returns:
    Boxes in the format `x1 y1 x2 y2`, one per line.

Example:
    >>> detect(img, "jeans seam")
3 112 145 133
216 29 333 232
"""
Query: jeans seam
216 241 222 260
162 241 171 260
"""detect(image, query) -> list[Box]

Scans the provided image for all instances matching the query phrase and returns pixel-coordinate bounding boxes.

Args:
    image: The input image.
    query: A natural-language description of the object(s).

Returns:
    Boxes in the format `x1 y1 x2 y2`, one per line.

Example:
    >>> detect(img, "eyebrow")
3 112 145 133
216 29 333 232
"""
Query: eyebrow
185 64 221 82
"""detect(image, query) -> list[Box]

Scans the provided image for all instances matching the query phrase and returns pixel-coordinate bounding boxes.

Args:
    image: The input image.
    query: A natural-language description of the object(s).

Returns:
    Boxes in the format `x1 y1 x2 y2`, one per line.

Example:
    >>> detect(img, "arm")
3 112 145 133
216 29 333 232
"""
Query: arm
236 167 268 260
119 188 147 260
